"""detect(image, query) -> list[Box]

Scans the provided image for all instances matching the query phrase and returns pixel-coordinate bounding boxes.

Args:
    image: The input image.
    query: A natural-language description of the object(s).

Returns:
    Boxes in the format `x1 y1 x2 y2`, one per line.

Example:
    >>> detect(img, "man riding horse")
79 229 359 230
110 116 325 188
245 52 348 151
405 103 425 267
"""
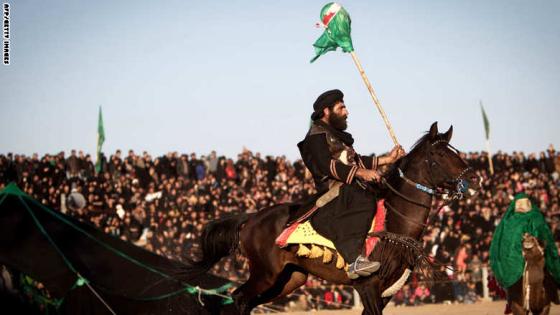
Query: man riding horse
298 89 405 279
490 193 560 312
196 116 480 314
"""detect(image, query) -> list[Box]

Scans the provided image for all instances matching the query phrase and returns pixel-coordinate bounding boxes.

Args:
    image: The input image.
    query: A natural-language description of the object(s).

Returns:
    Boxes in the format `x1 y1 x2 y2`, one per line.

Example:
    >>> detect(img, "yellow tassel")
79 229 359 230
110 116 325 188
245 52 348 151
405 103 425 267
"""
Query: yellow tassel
322 247 333 264
336 252 345 269
296 244 311 257
309 244 323 259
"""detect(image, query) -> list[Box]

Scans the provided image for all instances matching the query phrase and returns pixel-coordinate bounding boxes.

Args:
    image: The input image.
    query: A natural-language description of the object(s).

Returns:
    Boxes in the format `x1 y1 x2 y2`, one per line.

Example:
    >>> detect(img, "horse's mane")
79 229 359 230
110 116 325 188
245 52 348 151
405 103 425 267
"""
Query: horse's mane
384 132 428 183
384 131 449 184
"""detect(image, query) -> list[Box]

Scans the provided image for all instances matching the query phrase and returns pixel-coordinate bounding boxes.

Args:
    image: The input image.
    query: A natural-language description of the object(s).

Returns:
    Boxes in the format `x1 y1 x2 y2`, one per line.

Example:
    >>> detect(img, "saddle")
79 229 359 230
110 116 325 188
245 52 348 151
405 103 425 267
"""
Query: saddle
276 199 387 270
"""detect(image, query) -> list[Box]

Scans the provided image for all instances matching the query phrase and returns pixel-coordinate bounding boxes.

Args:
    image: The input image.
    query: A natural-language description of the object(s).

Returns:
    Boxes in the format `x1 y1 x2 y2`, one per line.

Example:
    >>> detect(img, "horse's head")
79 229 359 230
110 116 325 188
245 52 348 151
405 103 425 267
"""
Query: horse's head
403 122 481 199
522 233 545 263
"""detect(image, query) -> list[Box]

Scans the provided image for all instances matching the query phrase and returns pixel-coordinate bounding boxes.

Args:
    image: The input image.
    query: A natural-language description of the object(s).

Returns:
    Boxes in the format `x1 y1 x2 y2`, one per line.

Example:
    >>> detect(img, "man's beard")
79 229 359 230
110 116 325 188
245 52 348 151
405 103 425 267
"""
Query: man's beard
329 112 348 130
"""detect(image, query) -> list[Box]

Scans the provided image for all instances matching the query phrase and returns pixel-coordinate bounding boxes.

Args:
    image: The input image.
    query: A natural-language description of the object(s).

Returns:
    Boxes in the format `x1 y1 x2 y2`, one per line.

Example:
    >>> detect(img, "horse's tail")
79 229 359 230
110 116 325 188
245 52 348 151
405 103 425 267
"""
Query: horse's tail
194 213 250 272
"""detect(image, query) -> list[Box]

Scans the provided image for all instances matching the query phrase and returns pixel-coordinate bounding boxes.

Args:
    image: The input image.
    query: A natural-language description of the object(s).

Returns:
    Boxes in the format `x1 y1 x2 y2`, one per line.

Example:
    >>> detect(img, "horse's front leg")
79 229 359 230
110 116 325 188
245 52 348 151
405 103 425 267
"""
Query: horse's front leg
510 301 527 315
538 304 551 315
355 278 390 315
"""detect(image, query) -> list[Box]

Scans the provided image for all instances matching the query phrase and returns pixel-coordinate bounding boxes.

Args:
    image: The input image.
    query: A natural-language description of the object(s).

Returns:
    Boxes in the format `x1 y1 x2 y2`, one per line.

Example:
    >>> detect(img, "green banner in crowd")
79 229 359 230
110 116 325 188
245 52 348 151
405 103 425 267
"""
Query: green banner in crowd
480 101 490 140
95 106 105 174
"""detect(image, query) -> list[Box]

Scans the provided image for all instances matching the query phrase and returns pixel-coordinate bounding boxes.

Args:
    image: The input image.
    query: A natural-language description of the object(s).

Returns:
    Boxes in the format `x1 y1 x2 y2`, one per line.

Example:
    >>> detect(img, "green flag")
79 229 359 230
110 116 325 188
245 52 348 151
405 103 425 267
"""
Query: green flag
480 101 490 140
95 106 105 174
310 3 354 63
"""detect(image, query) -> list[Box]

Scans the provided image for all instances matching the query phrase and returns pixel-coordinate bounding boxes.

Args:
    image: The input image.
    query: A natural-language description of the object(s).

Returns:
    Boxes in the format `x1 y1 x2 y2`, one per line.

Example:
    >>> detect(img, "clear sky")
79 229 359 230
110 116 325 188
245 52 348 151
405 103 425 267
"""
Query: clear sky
1 0 559 161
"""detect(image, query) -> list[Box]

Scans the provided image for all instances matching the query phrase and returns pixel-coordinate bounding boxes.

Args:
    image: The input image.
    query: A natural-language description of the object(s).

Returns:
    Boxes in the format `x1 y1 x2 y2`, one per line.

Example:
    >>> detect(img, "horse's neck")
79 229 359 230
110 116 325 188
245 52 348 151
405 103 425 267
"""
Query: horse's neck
385 161 433 239
525 257 546 285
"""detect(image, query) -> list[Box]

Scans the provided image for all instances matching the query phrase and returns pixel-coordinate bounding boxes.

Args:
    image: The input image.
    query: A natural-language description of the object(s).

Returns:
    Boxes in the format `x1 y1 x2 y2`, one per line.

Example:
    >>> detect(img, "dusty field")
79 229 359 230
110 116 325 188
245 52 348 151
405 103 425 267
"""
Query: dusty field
278 301 560 315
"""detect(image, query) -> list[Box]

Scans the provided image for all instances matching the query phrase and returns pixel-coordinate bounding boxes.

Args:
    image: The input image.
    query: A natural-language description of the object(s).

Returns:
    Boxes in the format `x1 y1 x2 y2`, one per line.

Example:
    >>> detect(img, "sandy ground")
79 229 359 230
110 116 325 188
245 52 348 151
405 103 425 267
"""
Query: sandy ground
277 301 560 315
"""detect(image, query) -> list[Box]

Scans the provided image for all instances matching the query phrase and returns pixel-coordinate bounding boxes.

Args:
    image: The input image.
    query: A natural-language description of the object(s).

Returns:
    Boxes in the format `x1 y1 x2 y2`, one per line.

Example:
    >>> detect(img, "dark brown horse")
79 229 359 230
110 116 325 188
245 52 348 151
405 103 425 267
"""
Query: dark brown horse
508 233 556 315
196 122 481 315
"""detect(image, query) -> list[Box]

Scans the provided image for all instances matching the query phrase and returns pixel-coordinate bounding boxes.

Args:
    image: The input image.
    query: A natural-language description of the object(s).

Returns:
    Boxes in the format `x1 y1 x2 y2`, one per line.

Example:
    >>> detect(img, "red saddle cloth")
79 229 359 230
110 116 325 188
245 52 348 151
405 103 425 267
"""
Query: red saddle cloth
276 199 387 257
365 199 386 256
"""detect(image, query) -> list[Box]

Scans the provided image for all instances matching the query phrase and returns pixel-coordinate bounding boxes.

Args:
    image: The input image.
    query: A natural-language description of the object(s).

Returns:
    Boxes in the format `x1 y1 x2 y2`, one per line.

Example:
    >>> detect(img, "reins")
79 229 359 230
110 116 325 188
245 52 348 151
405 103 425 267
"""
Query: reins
381 177 429 209
383 200 428 228
521 236 546 312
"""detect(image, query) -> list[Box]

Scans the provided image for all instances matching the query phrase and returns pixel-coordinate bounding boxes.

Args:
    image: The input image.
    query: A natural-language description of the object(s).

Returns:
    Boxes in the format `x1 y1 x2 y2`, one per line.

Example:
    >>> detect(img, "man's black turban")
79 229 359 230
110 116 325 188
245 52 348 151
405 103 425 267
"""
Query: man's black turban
311 89 344 121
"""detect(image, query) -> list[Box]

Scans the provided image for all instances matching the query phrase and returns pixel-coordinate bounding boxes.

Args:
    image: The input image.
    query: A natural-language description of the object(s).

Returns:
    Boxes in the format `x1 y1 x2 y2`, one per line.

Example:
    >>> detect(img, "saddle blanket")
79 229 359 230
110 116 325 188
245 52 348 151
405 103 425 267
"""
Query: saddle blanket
275 199 387 267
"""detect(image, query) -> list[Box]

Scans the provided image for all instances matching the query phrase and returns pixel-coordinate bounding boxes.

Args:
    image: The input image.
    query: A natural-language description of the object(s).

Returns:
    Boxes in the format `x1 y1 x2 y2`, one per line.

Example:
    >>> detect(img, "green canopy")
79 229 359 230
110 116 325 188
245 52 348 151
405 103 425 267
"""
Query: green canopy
490 193 560 288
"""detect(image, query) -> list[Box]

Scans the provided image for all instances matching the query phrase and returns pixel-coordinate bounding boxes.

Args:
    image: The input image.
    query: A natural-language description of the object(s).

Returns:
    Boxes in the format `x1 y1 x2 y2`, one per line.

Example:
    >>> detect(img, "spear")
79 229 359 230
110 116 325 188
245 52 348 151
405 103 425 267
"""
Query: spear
311 2 399 146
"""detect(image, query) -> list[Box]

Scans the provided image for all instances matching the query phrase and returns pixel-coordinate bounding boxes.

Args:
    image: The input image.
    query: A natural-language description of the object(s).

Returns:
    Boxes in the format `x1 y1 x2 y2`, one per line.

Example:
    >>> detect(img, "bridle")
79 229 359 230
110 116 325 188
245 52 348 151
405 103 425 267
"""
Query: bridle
395 139 472 202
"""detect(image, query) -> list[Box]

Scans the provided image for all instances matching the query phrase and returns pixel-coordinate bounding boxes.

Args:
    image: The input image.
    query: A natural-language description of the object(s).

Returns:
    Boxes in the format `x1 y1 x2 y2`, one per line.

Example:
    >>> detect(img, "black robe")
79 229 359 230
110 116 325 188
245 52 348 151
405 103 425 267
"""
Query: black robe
298 121 379 263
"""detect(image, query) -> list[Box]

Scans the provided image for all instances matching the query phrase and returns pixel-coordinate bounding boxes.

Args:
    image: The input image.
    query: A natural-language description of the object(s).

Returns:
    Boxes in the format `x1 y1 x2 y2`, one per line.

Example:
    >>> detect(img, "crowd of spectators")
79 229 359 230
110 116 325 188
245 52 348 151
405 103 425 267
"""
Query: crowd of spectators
0 145 559 311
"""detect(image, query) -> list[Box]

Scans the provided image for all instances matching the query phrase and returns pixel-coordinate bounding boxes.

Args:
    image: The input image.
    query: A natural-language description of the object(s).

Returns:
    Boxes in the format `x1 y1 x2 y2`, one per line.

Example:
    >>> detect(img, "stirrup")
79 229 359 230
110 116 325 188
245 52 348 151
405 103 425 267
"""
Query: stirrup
347 256 380 279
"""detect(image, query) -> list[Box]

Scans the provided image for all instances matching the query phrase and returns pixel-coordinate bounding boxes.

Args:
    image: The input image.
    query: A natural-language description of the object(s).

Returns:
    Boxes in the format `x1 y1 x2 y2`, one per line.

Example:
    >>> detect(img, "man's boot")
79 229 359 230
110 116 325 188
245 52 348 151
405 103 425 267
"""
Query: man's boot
347 255 380 279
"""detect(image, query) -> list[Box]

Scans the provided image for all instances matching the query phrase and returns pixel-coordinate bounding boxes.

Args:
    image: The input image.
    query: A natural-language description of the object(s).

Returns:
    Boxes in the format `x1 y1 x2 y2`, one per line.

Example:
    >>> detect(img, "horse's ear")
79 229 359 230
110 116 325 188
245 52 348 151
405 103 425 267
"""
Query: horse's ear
444 125 453 142
429 122 438 139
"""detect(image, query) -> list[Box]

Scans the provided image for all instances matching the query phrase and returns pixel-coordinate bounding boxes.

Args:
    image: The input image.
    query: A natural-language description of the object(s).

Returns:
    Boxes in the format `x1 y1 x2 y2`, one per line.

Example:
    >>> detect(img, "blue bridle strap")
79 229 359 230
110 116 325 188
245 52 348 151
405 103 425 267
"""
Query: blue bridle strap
398 168 436 195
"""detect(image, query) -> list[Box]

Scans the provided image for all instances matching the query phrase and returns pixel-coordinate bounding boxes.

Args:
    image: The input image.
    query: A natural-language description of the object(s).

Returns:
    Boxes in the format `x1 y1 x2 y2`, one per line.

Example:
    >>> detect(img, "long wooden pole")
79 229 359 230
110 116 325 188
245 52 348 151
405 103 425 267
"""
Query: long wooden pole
486 139 495 175
350 51 399 146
